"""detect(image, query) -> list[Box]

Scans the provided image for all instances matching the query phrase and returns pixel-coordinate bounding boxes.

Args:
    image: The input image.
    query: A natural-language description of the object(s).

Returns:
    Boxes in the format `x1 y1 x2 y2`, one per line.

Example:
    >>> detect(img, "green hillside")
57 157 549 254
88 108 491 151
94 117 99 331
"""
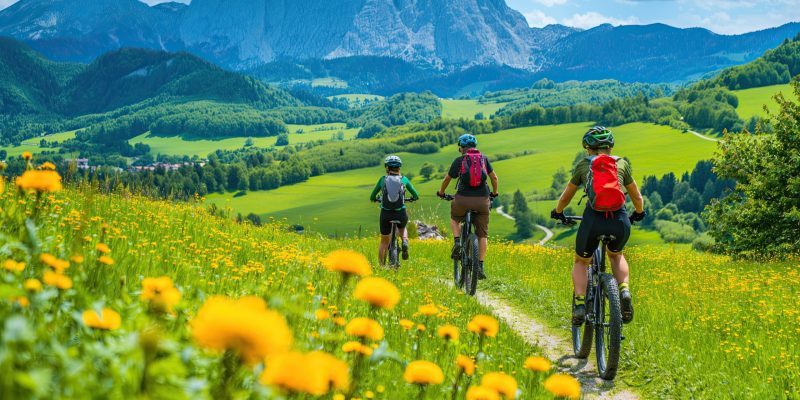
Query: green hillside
207 122 716 237
734 83 792 119
440 100 507 120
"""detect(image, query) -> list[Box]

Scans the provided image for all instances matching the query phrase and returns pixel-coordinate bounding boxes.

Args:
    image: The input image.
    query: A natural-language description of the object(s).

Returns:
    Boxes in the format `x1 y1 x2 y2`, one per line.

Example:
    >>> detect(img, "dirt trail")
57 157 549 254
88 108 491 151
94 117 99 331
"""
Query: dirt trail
475 290 638 400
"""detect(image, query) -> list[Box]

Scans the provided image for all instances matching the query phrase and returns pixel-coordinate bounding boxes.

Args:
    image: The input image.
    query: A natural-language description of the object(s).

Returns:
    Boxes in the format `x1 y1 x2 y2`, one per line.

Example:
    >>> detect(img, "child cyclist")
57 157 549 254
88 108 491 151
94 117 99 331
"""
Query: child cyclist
370 155 420 265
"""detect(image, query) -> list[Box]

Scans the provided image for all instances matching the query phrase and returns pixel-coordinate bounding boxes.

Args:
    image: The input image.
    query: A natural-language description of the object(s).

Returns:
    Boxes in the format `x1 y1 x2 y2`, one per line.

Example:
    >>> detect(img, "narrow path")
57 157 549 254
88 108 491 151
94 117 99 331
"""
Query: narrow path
475 290 638 400
687 130 719 142
495 206 554 244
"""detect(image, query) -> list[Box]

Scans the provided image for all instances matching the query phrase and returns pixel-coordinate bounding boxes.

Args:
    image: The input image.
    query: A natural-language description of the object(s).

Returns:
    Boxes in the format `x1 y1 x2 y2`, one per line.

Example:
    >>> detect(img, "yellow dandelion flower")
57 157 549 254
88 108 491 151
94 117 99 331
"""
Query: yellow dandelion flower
24 278 42 292
417 324 426 332
322 250 372 277
141 276 181 312
353 277 400 309
39 253 69 272
457 355 476 376
70 255 84 264
22 151 32 160
342 341 373 356
191 296 293 365
418 304 439 316
315 309 330 320
481 372 517 399
43 271 72 290
15 297 29 307
39 162 56 170
15 170 62 192
399 319 414 330
403 360 444 385
98 255 114 265
3 260 25 273
543 374 580 399
333 316 346 326
261 351 349 395
468 315 499 337
523 356 551 372
82 307 122 330
345 317 383 341
466 386 501 400
95 243 111 254
438 324 459 341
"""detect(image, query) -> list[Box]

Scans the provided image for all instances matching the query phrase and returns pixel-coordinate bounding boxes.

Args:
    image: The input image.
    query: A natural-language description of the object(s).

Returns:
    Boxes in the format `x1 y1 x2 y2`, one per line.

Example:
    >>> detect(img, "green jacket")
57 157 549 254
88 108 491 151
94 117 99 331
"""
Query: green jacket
370 175 420 210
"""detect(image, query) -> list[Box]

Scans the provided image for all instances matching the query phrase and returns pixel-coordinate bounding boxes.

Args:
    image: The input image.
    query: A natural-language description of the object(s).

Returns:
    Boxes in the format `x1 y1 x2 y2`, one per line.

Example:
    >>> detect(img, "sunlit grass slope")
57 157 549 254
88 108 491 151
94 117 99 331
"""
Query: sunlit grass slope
734 83 792 120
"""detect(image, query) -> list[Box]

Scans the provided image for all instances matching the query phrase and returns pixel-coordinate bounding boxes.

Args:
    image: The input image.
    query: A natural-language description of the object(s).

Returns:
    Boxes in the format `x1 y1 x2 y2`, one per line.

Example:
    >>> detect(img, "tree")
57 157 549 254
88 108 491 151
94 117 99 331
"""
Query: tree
550 166 568 192
706 80 800 257
275 133 289 146
514 210 536 239
244 137 254 147
511 190 529 218
475 112 485 120
419 163 435 180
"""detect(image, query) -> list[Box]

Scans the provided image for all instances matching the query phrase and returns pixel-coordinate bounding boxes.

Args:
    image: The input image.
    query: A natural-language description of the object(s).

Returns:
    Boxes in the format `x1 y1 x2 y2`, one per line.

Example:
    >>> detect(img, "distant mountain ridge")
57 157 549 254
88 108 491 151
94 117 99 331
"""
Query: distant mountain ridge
0 0 799 93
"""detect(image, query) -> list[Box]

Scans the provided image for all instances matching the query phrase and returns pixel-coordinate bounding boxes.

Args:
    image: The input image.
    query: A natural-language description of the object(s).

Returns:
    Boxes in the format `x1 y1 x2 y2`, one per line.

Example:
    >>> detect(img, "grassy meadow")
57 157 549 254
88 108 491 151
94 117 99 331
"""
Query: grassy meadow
734 83 792 120
208 122 717 238
441 100 507 120
0 174 580 400
0 130 78 157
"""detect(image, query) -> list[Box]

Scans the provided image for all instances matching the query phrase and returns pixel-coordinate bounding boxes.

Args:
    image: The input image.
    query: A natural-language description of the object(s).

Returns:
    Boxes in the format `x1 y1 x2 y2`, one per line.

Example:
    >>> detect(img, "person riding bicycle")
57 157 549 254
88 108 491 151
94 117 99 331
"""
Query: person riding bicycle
550 126 645 325
370 155 420 265
436 134 499 280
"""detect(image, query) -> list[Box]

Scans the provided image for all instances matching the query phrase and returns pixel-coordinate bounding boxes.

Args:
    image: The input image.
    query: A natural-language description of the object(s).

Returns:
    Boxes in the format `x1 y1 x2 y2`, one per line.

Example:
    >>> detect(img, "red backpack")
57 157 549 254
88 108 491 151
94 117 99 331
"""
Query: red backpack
586 155 626 212
460 149 488 187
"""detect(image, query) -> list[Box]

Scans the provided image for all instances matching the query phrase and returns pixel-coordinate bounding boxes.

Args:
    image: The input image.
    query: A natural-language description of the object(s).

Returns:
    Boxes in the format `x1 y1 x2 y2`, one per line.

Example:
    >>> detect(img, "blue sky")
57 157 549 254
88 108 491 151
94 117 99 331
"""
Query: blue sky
0 0 797 35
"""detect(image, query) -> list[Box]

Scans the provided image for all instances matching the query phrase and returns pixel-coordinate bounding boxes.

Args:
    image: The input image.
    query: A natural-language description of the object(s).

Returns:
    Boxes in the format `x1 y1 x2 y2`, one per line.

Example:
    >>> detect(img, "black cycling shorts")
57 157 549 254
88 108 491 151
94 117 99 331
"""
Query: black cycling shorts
575 207 631 258
379 209 408 236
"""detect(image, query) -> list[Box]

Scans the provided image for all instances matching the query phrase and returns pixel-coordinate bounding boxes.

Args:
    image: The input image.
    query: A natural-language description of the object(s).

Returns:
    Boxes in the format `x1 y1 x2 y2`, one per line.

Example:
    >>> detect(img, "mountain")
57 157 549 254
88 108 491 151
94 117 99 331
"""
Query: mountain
542 22 800 83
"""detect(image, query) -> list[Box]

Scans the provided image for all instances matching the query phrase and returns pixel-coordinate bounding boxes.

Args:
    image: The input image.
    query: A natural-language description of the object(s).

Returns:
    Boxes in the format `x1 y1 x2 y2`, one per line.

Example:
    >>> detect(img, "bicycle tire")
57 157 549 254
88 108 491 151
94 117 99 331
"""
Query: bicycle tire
388 230 399 268
571 294 593 358
465 234 479 296
595 273 622 380
453 258 462 288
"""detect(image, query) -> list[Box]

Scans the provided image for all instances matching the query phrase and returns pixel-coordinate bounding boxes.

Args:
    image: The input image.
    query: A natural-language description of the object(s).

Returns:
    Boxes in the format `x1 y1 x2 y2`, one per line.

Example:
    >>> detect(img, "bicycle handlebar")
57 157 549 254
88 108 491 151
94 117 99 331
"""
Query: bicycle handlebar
372 198 417 203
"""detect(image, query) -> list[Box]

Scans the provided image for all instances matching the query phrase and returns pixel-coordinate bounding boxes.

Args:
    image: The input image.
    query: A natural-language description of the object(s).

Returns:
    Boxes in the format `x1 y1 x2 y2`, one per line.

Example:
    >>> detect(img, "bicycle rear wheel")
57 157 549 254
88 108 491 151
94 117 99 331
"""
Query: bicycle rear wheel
388 229 399 268
464 234 479 296
595 273 622 380
571 294 593 359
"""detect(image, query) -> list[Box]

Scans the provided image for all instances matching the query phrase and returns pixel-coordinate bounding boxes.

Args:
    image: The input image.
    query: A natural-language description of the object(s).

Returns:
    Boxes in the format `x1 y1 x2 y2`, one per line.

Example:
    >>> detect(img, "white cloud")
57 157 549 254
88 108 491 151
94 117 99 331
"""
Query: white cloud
524 10 558 27
562 11 641 29
532 0 568 6
0 0 18 10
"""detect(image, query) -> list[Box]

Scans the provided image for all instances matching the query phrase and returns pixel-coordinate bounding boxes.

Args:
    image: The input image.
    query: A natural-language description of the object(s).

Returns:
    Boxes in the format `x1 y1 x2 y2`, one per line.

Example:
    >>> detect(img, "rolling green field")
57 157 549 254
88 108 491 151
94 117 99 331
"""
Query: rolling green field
734 83 791 120
328 94 385 102
207 122 717 238
441 100 507 120
1 130 78 157
128 124 359 157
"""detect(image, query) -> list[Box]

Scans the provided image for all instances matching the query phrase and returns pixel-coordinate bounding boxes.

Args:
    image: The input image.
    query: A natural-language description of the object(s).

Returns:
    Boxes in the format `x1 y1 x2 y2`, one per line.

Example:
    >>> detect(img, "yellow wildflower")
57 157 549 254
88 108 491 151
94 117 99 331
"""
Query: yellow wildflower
345 317 383 341
438 324 459 341
98 255 114 265
523 356 551 372
191 296 293 365
322 250 372 277
82 307 122 330
466 386 501 400
141 276 181 312
39 253 69 272
342 341 373 356
39 162 56 170
43 271 72 290
403 360 444 385
457 355 476 376
418 303 439 316
353 277 400 309
22 151 32 160
468 315 499 337
15 170 62 192
481 372 517 399
95 243 111 254
543 374 580 399
70 255 84 264
399 319 415 330
3 260 25 273
24 278 42 292
315 309 330 320
261 351 349 395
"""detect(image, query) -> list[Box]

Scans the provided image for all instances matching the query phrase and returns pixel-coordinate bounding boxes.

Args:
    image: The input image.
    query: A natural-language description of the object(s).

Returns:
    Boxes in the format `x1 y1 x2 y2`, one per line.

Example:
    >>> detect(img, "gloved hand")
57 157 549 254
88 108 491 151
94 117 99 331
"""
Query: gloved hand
629 211 646 224
436 191 445 198
550 208 567 223
490 192 499 199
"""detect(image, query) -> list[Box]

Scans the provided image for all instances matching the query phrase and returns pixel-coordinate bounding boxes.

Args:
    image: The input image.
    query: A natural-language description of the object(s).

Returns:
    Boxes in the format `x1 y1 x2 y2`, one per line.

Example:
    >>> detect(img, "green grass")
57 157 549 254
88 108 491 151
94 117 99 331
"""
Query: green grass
312 77 349 88
128 124 359 157
483 243 799 399
1 130 78 157
441 100 507 120
734 83 792 120
328 94 385 102
207 122 717 238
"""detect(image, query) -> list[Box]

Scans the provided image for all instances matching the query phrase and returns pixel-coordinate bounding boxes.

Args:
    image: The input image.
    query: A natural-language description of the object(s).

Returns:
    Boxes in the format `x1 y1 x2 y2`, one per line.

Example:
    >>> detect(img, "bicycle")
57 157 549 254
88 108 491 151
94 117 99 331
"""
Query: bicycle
559 215 623 380
376 198 416 269
440 194 480 296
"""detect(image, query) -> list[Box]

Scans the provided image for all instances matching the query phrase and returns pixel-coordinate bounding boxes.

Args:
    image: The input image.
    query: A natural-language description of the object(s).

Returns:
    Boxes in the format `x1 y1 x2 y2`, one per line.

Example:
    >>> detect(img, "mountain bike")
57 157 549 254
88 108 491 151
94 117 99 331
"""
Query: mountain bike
377 199 416 269
440 194 479 296
560 216 622 380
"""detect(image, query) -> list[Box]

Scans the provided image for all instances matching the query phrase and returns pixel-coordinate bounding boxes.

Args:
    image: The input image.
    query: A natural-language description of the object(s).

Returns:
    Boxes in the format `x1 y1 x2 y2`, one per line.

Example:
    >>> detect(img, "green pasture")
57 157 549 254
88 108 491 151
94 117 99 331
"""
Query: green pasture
128 124 359 157
734 83 791 120
328 94 385 102
207 122 716 239
1 130 78 158
441 100 507 120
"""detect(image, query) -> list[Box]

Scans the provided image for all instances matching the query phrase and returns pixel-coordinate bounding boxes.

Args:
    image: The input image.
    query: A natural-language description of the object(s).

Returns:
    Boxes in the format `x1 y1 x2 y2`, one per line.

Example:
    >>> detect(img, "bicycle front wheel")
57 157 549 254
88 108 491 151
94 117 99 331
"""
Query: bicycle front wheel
595 273 622 380
464 234 479 296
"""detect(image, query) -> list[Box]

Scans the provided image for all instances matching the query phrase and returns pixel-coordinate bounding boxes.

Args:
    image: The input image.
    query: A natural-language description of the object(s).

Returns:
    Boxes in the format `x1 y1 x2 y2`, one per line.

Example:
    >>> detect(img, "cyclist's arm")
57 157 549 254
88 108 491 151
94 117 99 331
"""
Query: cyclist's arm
555 183 579 213
488 171 498 195
403 177 420 200
369 177 383 202
438 175 452 195
625 181 645 214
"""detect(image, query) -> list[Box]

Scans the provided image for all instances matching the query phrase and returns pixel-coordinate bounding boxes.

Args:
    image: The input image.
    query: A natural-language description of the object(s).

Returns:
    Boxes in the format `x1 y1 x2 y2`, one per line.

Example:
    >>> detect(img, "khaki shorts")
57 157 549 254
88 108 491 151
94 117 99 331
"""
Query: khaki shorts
450 194 491 238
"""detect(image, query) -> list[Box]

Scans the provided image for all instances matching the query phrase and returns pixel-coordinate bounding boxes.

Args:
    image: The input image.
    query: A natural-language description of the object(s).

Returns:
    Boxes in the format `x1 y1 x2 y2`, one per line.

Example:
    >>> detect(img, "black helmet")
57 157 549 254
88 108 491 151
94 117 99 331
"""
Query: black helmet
582 126 615 149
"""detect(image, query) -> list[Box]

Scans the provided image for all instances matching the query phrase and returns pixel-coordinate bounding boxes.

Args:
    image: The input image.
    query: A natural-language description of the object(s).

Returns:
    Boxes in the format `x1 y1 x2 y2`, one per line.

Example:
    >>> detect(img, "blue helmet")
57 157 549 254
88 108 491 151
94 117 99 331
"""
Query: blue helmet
458 134 477 148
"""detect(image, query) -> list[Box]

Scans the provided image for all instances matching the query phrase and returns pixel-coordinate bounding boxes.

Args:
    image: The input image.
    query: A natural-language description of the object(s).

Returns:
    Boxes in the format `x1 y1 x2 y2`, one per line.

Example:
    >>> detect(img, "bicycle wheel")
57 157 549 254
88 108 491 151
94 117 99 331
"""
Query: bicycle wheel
595 273 622 380
464 234 479 296
453 257 463 288
571 294 593 359
388 230 399 268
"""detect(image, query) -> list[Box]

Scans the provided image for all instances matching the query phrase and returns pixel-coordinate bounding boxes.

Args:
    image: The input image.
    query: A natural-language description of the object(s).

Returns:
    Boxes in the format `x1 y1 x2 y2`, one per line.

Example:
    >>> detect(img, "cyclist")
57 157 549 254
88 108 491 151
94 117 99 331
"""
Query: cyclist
436 134 499 280
550 127 645 325
370 155 420 265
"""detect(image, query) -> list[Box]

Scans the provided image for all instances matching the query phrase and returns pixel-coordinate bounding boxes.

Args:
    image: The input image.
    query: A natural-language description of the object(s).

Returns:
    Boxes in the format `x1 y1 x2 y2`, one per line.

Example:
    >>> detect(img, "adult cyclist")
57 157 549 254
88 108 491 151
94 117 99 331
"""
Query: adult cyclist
370 155 420 265
436 134 499 280
550 127 645 325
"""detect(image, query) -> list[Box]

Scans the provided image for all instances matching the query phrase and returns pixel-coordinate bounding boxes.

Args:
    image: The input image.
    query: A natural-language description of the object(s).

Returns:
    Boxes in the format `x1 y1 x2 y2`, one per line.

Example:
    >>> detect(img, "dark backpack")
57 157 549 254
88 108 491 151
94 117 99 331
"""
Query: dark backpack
459 149 488 188
381 175 406 209
585 155 626 212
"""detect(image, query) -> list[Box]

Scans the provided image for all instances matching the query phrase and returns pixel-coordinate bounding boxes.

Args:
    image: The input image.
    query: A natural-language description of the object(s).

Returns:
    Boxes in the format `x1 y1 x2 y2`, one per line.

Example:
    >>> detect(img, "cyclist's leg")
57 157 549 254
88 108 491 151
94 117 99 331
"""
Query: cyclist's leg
450 195 468 259
574 208 598 297
606 209 632 286
378 234 391 264
472 197 491 261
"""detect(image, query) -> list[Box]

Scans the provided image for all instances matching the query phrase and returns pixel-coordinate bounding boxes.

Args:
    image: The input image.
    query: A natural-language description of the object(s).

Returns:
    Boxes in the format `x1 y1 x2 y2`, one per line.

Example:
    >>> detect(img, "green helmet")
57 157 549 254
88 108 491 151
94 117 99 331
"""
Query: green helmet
582 126 615 149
